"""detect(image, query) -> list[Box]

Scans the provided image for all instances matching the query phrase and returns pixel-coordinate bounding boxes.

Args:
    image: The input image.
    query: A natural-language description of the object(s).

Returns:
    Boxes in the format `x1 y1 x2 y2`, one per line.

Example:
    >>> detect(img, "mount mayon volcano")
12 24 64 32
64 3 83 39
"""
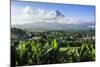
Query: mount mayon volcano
11 6 95 31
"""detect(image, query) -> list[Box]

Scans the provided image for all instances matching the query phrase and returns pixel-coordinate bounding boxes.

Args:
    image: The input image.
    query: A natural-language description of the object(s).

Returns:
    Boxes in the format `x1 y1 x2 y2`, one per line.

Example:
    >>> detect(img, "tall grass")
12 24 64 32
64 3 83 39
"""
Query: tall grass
15 39 95 66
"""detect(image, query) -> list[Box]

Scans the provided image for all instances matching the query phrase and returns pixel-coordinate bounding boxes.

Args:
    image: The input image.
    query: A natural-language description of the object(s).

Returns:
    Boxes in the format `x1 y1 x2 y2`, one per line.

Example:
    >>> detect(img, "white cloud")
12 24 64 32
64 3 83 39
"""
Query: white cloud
11 6 93 25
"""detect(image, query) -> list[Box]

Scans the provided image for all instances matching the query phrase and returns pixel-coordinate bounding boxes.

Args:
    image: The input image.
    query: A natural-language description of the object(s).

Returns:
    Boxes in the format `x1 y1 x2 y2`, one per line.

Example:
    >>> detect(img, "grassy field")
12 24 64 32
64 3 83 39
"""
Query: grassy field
11 28 95 66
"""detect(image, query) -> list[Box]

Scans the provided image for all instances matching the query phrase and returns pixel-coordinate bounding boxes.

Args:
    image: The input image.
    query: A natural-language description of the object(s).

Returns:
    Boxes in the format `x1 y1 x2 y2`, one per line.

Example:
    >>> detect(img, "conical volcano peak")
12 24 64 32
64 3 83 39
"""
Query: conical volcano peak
55 10 65 17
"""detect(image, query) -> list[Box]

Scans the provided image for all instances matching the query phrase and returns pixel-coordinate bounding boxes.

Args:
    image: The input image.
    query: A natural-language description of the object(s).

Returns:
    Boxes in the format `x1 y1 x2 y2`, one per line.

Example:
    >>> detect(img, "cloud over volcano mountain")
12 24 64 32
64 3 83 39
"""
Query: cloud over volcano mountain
11 6 95 30
11 6 94 25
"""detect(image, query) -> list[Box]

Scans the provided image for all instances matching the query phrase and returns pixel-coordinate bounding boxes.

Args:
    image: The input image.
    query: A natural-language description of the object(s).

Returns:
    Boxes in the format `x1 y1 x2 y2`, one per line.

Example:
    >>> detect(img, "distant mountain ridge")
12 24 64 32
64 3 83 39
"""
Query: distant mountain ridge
12 22 94 31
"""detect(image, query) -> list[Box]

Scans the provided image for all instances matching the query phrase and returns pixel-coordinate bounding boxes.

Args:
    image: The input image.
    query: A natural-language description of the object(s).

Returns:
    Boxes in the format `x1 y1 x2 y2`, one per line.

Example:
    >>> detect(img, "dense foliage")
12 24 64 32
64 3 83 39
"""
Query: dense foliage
11 28 95 66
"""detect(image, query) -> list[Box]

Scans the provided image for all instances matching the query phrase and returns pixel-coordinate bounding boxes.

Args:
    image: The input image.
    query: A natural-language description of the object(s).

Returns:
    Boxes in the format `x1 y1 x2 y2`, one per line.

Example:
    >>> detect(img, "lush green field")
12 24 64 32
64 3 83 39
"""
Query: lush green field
11 28 95 66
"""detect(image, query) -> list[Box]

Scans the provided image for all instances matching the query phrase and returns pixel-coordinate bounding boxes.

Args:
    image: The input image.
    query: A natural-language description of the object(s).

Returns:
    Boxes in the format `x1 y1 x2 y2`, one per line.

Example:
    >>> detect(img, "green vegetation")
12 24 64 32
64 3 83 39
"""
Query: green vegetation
11 28 95 66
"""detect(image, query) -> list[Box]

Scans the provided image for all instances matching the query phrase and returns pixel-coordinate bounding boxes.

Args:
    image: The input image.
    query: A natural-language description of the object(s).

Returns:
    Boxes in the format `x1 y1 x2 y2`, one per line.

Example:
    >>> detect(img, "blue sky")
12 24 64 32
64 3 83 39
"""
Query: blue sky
11 0 95 22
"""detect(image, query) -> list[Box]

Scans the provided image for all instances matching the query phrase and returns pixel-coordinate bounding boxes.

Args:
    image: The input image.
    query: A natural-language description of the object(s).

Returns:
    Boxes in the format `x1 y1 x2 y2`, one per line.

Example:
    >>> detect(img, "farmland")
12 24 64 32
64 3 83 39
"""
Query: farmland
11 28 95 66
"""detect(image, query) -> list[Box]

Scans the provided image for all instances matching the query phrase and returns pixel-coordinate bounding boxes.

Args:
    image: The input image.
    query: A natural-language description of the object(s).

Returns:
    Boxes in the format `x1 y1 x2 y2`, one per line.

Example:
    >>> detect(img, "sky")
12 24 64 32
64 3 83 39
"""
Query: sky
11 0 95 25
